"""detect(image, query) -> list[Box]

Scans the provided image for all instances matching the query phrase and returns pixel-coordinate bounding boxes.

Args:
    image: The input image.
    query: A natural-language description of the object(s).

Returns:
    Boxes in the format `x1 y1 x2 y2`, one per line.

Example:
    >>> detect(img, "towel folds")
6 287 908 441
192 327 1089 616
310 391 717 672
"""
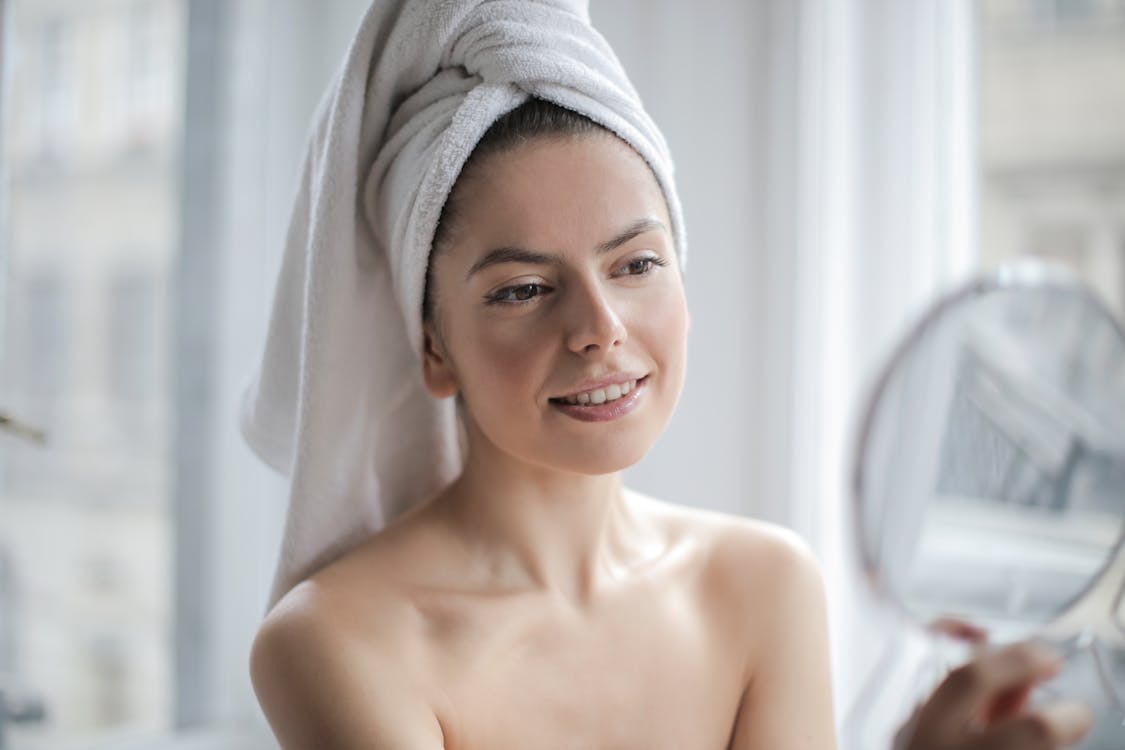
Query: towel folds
241 0 687 610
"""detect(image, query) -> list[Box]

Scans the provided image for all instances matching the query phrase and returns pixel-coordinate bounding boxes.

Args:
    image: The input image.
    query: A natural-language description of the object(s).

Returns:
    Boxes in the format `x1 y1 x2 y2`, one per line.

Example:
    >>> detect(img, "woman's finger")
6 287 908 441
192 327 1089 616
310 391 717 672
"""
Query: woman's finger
981 682 1034 724
920 641 1063 731
929 616 989 645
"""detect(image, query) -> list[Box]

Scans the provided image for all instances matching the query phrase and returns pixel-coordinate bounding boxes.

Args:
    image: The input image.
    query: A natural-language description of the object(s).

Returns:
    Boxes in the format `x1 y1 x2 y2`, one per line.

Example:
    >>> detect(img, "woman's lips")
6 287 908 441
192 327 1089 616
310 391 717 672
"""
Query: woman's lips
549 376 649 422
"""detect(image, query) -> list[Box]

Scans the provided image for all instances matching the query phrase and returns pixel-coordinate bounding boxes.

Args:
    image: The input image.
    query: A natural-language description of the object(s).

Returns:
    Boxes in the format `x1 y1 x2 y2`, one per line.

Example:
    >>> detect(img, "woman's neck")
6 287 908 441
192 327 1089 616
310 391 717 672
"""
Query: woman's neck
432 438 638 607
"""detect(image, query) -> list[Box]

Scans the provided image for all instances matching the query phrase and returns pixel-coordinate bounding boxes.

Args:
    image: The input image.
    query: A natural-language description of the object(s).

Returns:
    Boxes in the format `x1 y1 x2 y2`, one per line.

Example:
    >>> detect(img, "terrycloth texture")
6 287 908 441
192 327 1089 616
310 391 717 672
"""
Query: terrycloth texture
241 0 687 610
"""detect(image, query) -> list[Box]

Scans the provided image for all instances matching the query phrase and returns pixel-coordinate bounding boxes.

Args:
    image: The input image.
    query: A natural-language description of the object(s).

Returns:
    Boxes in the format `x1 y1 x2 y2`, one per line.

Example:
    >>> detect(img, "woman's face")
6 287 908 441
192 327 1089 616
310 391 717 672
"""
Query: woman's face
423 132 688 475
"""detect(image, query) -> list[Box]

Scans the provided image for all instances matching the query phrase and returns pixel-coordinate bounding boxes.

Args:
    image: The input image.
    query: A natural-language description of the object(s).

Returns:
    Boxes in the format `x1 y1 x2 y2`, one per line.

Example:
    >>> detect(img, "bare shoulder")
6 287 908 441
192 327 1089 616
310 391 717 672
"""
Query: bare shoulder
626 488 826 651
628 491 837 747
251 572 444 749
625 487 821 584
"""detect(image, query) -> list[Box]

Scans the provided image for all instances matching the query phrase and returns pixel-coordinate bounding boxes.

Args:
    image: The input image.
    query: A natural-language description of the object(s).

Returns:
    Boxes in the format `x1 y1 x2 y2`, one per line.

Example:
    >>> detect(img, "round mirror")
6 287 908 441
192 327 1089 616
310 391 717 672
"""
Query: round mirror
854 263 1125 643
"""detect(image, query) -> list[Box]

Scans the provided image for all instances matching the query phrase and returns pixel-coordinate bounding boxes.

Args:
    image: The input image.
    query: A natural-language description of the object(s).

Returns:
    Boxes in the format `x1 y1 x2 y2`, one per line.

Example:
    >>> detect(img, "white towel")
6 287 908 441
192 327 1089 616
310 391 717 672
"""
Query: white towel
241 0 687 611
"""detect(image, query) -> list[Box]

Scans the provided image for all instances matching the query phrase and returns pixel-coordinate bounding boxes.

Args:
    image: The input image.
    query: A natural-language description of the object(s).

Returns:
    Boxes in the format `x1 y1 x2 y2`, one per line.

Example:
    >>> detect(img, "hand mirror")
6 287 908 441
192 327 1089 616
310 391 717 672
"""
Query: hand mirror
852 262 1125 739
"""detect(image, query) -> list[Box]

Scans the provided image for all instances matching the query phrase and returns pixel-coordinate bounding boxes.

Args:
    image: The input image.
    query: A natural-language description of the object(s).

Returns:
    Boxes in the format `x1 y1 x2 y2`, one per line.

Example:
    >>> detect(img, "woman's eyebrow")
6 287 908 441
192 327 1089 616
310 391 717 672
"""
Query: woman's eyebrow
464 218 666 279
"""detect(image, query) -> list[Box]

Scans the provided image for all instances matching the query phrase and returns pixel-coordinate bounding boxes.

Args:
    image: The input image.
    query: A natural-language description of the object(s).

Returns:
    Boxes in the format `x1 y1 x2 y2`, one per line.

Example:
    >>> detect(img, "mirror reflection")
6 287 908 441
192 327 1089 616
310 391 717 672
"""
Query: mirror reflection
856 268 1125 641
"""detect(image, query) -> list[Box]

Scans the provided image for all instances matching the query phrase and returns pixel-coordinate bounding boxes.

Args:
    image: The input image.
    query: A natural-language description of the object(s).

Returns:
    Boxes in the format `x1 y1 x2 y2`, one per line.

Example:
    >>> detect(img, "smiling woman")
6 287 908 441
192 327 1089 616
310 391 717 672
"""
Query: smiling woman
249 95 838 750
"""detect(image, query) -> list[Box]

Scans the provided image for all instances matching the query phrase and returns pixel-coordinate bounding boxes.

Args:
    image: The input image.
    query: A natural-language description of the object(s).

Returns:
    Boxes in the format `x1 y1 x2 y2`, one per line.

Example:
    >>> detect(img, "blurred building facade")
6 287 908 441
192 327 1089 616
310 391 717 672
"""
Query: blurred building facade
979 0 1125 317
1 0 182 744
977 2 1125 744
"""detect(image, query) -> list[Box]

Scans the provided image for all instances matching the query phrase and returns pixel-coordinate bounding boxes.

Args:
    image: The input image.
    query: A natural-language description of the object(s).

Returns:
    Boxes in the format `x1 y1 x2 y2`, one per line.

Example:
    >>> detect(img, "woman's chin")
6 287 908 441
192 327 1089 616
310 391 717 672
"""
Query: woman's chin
547 441 656 476
471 411 671 476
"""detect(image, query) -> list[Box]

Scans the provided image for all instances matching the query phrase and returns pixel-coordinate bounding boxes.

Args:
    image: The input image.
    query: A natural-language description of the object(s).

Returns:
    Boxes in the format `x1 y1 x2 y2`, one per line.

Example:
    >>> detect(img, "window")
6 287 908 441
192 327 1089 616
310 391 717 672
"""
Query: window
973 2 1125 744
1 1 179 745
128 1 158 113
977 0 1125 319
1 0 328 745
20 270 68 400
108 268 161 406
39 17 71 156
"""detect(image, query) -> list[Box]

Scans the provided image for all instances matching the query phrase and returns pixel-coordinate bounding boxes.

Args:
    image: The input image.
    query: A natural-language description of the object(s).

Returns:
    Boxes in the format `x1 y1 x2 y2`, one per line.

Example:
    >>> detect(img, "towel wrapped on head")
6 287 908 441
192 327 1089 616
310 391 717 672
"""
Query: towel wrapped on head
241 0 688 610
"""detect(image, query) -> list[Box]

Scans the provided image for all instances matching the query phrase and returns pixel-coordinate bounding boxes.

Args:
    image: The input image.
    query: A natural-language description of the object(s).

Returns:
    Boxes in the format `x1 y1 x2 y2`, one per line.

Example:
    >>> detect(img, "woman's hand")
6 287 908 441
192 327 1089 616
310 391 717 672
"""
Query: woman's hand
895 640 1093 750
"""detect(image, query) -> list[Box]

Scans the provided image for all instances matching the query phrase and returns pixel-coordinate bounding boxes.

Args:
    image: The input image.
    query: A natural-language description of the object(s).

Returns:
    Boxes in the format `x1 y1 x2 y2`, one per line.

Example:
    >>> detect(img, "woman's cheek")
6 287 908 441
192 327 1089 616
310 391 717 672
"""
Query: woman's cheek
473 326 546 390
640 285 688 346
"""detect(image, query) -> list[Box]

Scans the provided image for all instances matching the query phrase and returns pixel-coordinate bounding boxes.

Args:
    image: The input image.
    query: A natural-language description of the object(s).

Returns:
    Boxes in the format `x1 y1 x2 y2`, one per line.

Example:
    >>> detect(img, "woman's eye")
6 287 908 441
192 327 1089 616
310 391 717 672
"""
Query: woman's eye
625 258 654 275
487 283 547 305
619 254 669 277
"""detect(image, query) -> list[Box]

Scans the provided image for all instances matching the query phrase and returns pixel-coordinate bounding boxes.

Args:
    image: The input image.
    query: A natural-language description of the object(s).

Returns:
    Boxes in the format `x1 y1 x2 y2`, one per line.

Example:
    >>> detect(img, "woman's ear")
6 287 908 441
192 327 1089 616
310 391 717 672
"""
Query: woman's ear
422 321 459 399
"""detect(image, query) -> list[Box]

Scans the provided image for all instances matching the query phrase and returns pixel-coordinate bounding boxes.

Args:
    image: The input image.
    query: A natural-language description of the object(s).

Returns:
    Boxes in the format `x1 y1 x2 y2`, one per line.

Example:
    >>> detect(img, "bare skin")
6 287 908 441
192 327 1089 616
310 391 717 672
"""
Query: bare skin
252 487 834 750
250 131 837 749
896 639 1093 750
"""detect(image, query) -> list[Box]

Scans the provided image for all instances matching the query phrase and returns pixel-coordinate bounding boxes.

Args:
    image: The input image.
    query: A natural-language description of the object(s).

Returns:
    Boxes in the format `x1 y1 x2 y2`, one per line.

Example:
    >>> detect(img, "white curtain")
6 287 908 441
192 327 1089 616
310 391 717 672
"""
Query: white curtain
752 0 978 743
208 0 370 740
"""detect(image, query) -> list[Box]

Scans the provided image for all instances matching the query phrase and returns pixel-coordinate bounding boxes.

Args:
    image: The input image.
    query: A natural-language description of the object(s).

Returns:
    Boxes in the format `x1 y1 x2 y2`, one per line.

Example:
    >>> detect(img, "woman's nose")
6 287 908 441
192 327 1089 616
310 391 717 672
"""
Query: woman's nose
565 282 627 354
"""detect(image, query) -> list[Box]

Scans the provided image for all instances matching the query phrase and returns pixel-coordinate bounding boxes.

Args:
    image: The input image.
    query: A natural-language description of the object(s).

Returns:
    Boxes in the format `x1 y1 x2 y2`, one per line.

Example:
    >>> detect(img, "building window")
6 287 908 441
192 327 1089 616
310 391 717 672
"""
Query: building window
21 271 68 400
108 268 160 405
128 1 159 116
978 0 1125 317
39 18 72 156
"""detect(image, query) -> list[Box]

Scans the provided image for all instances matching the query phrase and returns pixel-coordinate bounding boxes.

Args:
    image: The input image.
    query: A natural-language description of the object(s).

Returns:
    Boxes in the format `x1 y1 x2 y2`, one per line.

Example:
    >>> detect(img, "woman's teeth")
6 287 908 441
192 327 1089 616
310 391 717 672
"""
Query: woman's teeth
560 379 637 406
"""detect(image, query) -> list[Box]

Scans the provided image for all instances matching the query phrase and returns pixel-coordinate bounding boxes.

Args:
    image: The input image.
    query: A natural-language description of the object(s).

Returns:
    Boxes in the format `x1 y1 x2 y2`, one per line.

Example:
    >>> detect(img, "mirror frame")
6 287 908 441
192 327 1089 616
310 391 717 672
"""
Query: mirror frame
851 261 1125 635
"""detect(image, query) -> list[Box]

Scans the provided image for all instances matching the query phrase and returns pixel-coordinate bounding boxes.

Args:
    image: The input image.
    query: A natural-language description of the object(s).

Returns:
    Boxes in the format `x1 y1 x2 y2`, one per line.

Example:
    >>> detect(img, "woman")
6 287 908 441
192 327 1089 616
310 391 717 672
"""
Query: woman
243 3 1091 748
251 97 835 748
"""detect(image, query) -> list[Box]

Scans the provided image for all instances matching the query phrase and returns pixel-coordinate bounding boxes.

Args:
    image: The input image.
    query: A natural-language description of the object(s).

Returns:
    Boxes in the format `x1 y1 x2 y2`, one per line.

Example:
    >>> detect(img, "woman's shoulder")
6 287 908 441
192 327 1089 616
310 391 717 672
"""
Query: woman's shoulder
251 570 416 690
261 515 443 639
625 487 820 578
253 504 447 674
628 489 829 695
628 488 825 635
250 572 446 748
